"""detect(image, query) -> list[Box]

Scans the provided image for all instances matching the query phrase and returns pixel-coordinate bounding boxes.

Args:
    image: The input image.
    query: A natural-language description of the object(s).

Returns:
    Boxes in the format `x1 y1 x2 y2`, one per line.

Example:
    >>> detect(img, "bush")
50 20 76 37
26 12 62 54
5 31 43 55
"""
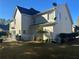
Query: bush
56 32 79 44
0 39 3 43
0 32 7 37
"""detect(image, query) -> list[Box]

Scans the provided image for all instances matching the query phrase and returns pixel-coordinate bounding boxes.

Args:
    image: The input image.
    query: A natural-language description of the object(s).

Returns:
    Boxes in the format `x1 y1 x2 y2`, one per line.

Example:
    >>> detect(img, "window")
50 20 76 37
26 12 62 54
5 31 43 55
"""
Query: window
59 13 61 20
49 11 53 20
48 13 49 20
49 11 55 21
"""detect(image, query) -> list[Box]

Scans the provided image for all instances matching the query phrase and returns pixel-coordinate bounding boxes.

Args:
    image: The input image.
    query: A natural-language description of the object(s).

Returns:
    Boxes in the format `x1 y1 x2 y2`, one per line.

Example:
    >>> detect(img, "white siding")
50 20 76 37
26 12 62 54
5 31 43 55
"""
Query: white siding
14 9 22 35
48 11 56 23
9 21 14 32
9 21 15 35
21 14 33 40
35 10 56 24
12 4 72 42
53 4 72 40
9 21 16 41
43 26 54 41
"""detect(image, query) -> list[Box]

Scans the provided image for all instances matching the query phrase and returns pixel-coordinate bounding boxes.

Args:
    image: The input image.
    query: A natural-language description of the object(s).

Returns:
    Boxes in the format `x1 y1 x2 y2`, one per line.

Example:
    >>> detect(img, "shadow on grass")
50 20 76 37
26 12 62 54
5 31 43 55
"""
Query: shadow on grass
0 42 79 59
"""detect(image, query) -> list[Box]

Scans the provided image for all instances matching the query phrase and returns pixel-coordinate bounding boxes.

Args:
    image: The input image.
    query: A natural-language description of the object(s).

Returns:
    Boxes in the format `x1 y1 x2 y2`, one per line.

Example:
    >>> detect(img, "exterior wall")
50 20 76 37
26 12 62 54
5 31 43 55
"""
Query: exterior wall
43 26 54 42
34 10 56 41
9 21 15 34
34 14 48 24
34 10 56 24
13 8 33 40
14 9 22 35
21 13 33 40
9 21 16 40
34 4 72 42
53 4 72 41
12 4 72 42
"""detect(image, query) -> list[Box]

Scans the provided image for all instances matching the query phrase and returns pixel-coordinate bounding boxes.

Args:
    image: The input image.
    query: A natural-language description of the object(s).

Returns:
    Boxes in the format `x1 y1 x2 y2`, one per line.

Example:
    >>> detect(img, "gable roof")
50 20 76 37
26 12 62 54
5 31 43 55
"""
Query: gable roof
17 6 40 15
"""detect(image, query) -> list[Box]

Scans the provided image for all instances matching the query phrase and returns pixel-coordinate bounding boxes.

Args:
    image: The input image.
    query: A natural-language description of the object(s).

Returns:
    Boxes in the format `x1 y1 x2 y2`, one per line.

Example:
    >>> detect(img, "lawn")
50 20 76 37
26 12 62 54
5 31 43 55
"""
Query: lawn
0 41 79 59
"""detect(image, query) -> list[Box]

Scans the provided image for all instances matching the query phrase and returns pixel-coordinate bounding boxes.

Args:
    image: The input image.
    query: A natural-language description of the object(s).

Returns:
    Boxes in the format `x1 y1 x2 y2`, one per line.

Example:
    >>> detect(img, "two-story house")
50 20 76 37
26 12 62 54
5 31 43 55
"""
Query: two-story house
10 4 73 42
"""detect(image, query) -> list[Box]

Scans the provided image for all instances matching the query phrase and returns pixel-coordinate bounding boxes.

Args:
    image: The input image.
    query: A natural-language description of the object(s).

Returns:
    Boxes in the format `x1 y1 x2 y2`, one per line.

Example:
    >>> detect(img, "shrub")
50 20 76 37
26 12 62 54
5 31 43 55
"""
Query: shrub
57 32 79 44
0 38 3 43
0 32 7 37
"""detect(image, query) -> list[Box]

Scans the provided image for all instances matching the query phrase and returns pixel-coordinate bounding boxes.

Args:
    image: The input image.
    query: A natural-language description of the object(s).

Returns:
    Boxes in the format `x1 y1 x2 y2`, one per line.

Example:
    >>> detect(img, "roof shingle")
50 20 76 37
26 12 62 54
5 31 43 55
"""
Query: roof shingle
17 6 40 15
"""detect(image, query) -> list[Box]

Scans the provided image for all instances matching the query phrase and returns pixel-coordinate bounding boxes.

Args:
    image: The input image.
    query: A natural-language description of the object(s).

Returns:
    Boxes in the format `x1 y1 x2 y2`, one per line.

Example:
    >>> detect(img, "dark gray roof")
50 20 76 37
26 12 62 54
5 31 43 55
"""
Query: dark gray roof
17 6 40 15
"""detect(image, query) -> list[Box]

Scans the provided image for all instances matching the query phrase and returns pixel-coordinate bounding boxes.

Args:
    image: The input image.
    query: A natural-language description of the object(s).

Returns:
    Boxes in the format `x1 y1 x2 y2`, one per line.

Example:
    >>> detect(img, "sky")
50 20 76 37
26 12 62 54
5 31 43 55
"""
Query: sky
0 0 79 25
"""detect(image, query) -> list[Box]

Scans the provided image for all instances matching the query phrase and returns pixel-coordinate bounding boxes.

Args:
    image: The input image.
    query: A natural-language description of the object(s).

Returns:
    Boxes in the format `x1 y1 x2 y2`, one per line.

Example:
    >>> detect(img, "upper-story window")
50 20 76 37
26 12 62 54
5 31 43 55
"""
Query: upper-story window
59 13 61 20
49 11 55 20
57 12 61 22
47 13 49 20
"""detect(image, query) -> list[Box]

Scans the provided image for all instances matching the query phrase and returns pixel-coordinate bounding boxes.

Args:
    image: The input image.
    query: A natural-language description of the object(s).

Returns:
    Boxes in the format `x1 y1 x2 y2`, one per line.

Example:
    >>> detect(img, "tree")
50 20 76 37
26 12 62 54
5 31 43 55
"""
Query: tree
0 18 11 25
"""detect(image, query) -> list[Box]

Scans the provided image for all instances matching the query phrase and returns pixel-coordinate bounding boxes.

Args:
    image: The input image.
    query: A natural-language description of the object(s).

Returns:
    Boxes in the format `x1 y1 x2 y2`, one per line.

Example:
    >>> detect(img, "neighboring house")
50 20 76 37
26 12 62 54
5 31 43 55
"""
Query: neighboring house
9 21 15 37
0 24 9 38
74 25 79 32
0 19 10 33
72 25 75 32
10 4 73 42
74 16 79 32
0 24 9 32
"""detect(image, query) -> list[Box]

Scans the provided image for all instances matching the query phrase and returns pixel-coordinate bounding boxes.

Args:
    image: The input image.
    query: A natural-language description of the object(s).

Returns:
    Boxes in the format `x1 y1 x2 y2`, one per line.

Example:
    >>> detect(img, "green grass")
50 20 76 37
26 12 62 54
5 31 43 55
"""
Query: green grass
0 42 79 59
